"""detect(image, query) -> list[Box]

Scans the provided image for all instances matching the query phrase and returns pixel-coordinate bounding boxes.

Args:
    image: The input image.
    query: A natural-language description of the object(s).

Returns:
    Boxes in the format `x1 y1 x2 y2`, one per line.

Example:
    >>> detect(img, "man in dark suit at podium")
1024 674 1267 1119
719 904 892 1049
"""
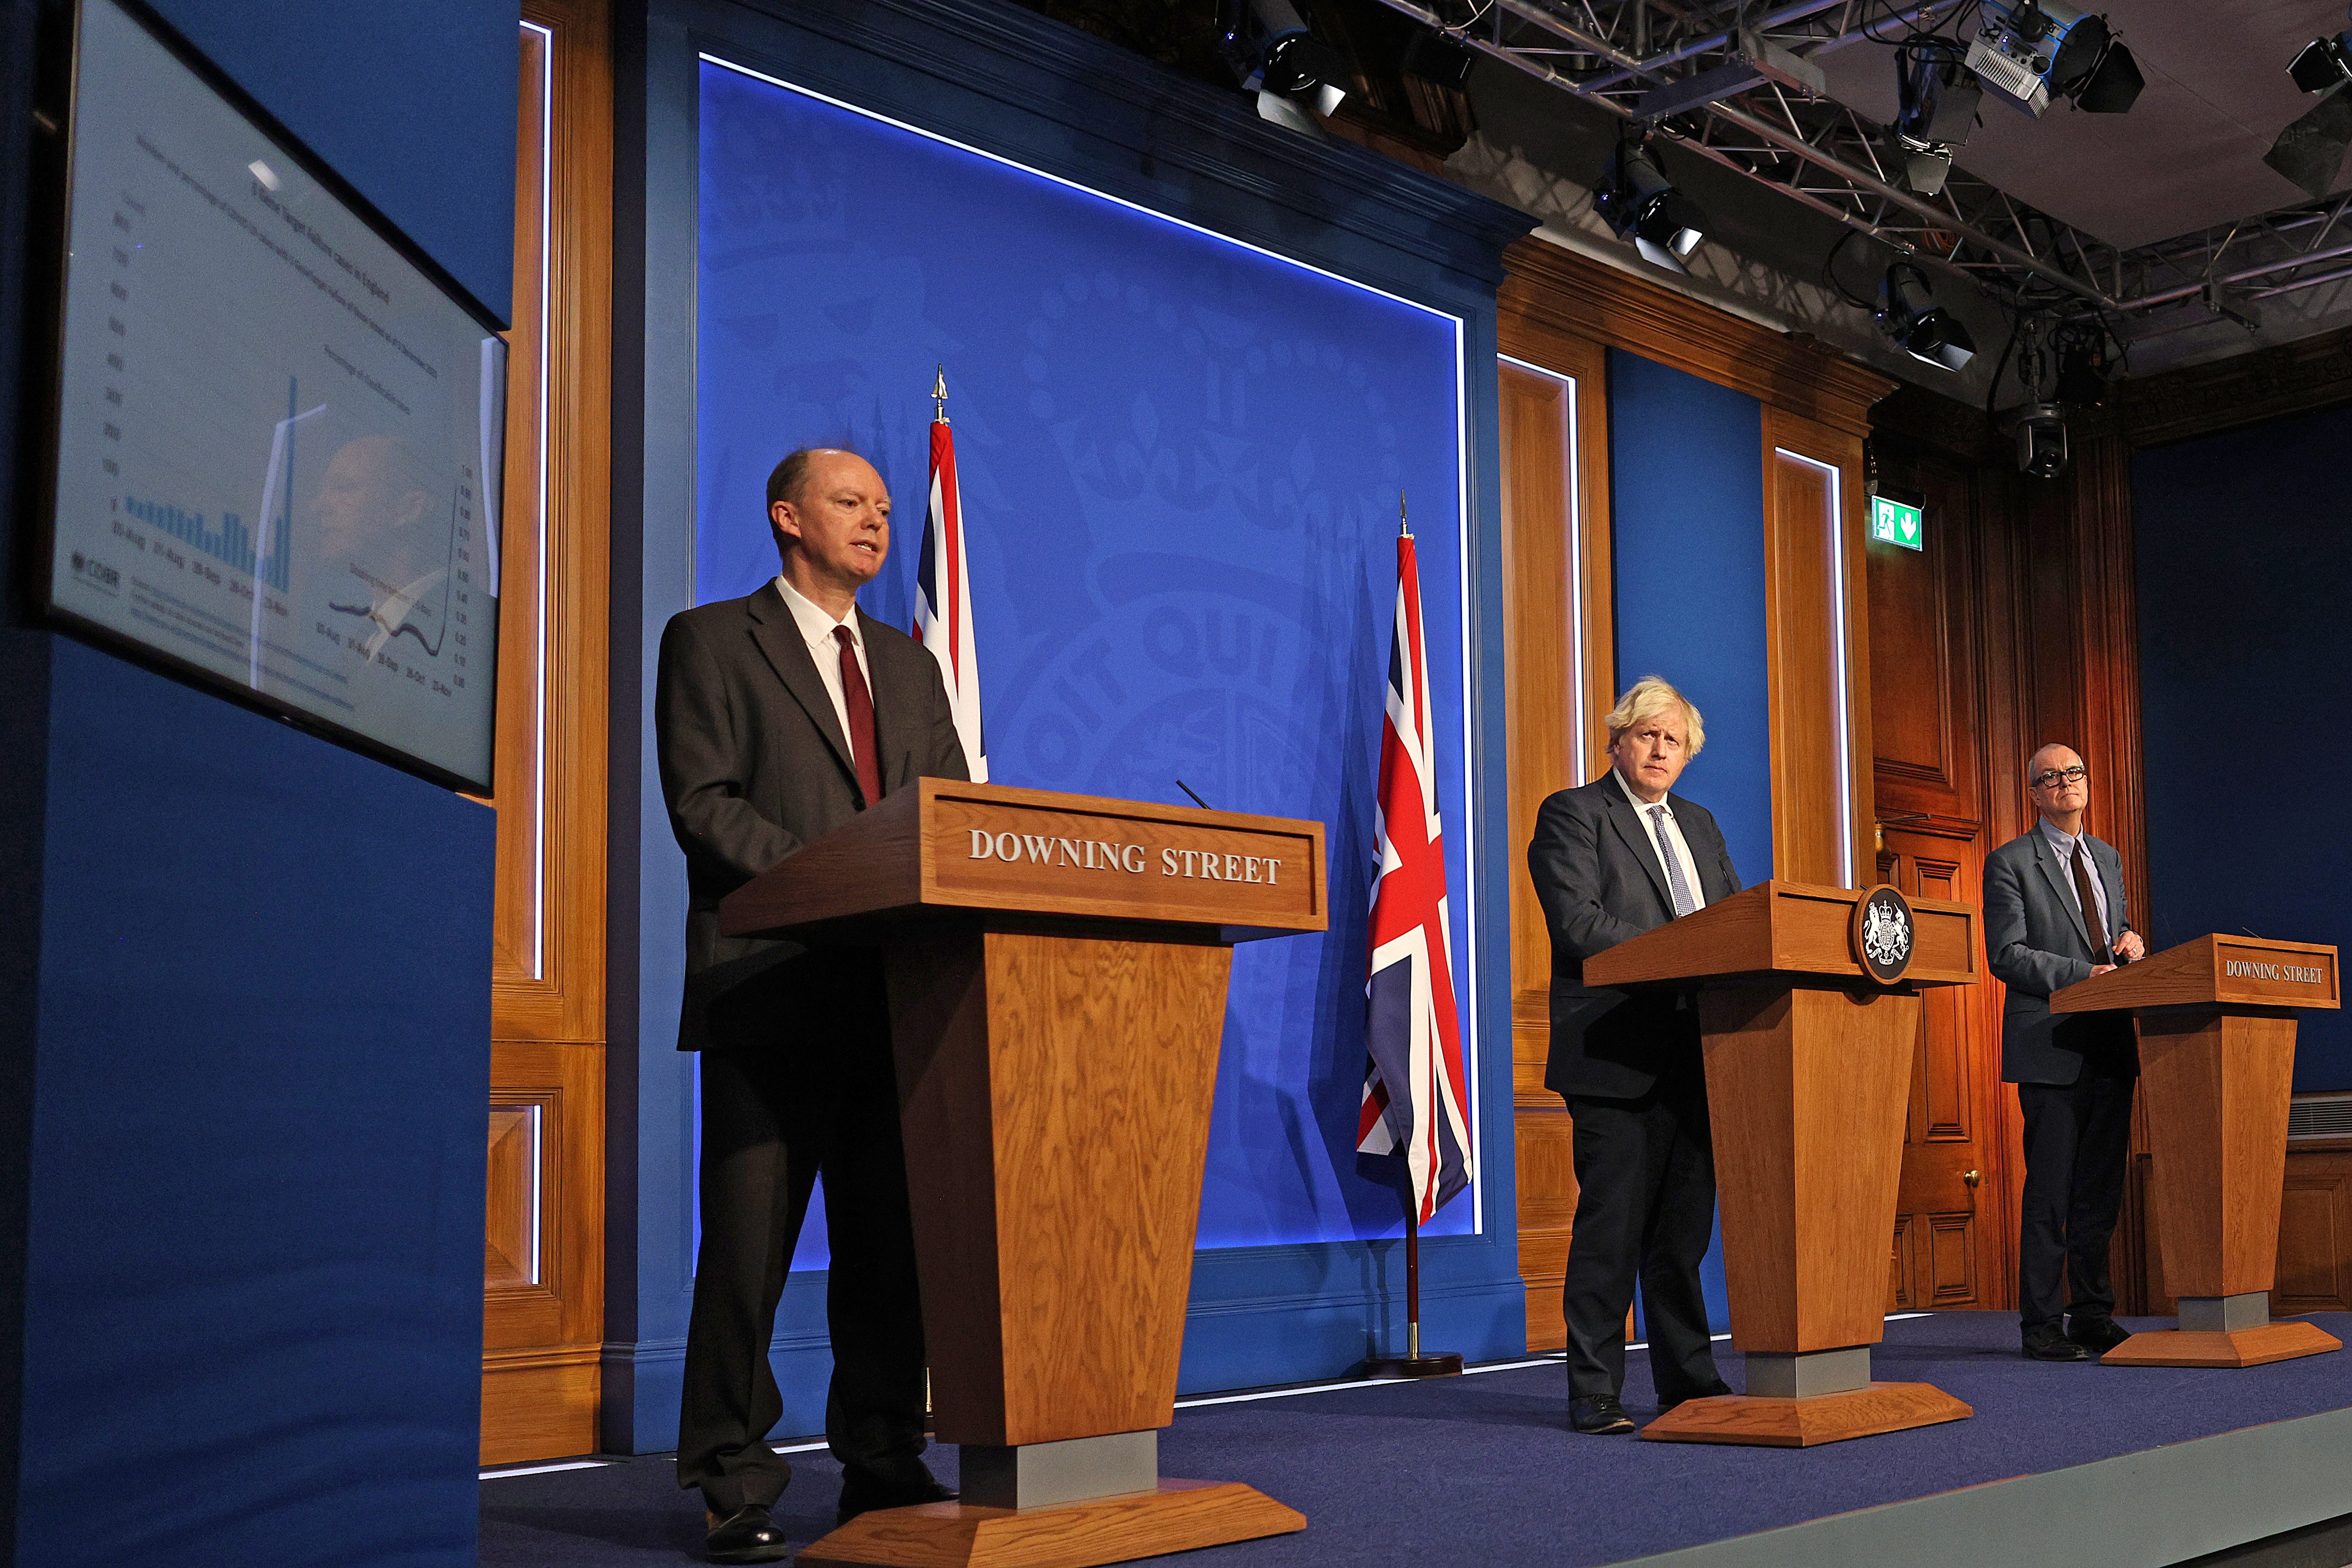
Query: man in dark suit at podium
1527 676 1741 1435
656 447 967 1562
1985 743 2146 1363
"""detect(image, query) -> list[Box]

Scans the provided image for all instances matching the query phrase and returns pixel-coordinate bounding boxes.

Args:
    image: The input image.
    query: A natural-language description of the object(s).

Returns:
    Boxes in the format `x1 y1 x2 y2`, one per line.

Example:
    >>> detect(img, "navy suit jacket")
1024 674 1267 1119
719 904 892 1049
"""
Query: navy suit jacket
1526 774 1742 1100
1983 824 2136 1086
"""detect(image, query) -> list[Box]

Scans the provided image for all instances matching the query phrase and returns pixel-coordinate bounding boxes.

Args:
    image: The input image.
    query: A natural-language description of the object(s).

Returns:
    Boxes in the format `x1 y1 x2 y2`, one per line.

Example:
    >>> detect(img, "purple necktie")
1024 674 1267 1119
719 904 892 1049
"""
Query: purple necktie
833 625 882 808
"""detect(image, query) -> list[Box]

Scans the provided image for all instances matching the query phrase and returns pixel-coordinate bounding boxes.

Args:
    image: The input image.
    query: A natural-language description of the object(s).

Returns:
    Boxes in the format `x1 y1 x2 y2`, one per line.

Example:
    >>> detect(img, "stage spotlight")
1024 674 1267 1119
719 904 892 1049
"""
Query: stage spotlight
1595 132 1709 273
2268 30 2352 200
1875 264 1977 373
2013 402 2070 478
1965 1 2143 118
1400 28 1476 91
1220 0 1350 124
1892 44 1982 196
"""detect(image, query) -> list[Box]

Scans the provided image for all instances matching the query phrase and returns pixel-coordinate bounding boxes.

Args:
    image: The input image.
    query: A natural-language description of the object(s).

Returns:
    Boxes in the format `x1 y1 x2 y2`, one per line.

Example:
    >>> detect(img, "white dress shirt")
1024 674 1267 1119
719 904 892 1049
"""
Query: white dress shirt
1614 766 1707 913
772 573 870 745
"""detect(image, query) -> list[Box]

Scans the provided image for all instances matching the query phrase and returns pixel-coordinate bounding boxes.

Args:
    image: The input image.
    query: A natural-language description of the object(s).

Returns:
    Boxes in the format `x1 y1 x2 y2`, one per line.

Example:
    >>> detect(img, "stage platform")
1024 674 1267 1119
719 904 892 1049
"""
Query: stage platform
481 1312 2352 1567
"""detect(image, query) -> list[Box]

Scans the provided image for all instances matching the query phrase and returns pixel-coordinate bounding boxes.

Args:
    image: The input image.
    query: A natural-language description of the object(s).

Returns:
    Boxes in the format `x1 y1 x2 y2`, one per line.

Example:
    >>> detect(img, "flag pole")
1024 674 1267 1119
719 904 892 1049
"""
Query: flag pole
1363 1191 1462 1379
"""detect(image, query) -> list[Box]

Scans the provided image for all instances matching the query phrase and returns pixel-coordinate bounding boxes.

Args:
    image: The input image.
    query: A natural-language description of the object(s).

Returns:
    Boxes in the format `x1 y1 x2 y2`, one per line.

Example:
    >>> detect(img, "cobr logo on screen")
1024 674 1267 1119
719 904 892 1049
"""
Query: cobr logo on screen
69 551 120 594
1851 885 1914 984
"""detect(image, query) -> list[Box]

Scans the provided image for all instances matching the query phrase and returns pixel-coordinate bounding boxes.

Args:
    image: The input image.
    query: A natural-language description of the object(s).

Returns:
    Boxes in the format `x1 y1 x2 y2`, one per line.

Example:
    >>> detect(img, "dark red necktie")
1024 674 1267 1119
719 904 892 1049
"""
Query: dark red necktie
833 625 883 808
2071 839 2112 964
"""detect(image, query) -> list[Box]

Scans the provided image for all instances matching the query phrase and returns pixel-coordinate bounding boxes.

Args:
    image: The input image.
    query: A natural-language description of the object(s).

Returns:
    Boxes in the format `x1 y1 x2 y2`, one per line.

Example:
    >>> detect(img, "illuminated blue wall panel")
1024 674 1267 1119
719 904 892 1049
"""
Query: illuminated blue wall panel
604 0 1533 1451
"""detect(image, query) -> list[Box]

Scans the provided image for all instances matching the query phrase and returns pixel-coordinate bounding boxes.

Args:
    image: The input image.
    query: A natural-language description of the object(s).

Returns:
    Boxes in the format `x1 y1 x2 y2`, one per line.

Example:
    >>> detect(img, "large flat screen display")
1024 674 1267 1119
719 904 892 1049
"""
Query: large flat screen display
38 0 505 791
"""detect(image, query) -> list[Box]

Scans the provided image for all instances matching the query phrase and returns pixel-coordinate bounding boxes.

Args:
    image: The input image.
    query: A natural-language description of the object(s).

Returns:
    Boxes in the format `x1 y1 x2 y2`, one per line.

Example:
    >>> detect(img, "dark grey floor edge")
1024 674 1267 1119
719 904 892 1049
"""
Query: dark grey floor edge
1615 1406 2352 1568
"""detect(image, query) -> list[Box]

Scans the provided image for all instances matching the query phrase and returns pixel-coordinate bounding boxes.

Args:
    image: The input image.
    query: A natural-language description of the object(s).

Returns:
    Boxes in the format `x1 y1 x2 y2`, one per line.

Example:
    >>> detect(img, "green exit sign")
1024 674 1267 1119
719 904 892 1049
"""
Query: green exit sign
1870 495 1924 551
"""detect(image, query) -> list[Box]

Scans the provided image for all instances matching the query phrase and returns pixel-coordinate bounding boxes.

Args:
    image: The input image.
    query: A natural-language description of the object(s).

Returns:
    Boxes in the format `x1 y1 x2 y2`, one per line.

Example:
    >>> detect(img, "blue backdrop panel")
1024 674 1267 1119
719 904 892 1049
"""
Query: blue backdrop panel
15 639 494 1561
1604 348 1768 1333
695 61 1476 1256
2136 410 2352 1090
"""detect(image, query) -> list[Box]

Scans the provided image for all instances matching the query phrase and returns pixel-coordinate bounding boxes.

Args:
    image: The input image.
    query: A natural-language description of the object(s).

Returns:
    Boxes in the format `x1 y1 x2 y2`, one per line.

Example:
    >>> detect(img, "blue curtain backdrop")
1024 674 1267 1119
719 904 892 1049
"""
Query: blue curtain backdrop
2136 409 2352 1090
694 60 1478 1253
1606 347 1770 1332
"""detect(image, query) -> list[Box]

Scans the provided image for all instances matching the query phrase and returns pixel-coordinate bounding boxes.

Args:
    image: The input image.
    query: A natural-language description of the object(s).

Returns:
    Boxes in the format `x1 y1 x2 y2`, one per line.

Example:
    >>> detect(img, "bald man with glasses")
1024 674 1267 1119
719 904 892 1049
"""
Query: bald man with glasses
1983 744 2147 1362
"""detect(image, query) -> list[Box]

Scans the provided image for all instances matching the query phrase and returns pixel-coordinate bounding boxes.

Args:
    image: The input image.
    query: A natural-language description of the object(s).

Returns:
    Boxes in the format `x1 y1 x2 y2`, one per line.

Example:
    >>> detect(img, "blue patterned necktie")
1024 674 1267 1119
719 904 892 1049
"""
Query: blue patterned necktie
1649 804 1699 917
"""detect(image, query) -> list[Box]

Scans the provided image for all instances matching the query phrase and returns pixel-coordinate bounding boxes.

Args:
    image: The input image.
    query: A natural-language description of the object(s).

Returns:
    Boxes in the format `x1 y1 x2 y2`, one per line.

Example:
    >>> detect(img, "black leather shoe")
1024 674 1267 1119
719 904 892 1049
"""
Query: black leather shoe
1657 1382 1734 1412
704 1504 793 1564
837 1463 958 1526
1569 1395 1638 1434
2067 1316 2133 1355
2022 1325 2092 1361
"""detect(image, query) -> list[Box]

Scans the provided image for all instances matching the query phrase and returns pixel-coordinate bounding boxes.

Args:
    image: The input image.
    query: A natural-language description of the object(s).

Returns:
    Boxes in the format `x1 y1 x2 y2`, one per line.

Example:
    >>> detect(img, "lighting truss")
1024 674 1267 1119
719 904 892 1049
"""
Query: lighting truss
1371 0 2352 331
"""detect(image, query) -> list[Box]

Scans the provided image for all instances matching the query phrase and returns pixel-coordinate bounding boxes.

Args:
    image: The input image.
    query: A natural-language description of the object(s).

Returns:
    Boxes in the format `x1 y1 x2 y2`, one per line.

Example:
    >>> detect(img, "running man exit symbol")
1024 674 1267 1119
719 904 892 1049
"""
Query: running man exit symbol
1870 495 1923 551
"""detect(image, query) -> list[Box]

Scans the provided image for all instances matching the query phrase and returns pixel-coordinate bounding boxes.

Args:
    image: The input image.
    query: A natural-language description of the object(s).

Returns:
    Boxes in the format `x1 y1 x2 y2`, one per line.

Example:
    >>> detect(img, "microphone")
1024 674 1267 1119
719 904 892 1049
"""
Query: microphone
1176 779 1214 810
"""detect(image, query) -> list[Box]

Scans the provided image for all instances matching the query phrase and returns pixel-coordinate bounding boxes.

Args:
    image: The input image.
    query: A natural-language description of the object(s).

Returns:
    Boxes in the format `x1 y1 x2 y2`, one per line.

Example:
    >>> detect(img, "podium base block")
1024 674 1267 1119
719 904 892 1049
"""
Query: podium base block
1639 1382 1973 1447
1362 1353 1464 1379
2100 1321 2343 1368
794 1479 1306 1568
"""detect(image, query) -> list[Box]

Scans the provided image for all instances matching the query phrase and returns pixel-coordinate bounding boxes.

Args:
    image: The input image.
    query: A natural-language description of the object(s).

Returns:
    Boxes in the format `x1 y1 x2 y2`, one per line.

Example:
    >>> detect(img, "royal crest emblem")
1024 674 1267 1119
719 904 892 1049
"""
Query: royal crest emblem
1851 885 1916 984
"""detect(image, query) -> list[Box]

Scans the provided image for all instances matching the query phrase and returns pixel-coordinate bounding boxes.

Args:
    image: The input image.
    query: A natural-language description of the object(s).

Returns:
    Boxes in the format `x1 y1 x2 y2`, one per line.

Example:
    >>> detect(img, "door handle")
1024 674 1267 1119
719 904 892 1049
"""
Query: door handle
1962 1169 1981 1188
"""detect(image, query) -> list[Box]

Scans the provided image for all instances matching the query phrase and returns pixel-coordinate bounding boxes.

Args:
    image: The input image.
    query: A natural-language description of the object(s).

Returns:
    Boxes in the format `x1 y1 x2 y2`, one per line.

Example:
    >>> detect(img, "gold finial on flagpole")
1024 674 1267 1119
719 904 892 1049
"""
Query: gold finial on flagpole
932 363 949 425
1399 490 1411 539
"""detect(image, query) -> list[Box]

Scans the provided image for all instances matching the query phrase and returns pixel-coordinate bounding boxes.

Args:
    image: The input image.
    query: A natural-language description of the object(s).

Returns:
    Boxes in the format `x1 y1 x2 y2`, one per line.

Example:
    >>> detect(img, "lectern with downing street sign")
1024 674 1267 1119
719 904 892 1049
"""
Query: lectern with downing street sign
720 778 1325 1568
1583 880 1981 1447
2051 934 2343 1368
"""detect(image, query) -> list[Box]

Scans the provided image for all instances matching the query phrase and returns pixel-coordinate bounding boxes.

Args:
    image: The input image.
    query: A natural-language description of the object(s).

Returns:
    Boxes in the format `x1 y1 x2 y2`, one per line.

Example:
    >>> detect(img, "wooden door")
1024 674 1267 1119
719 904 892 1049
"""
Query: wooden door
482 0 613 1465
1865 451 2010 1312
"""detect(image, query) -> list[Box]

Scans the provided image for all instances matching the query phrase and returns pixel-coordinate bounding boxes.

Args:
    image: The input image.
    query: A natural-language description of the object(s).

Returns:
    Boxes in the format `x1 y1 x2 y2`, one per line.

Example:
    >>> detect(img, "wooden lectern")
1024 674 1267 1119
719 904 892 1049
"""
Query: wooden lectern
1583 881 1979 1446
719 779 1324 1568
2050 934 2343 1368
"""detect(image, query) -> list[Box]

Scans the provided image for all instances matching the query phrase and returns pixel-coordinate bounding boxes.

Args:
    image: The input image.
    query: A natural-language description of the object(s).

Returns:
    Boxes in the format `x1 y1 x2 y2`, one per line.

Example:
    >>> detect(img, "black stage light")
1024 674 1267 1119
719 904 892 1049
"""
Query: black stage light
2013 402 2069 478
1966 1 2143 118
2290 32 2352 95
2268 29 2352 199
1220 0 1350 122
2053 336 2111 407
1875 263 1977 372
1595 132 1709 273
1893 43 1982 196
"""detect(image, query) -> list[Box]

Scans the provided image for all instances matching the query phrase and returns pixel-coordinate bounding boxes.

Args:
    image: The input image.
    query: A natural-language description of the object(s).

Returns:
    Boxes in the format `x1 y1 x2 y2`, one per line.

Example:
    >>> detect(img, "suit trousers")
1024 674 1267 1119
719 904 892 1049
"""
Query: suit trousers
2017 1059 2136 1333
676 959 929 1513
1560 1079 1723 1404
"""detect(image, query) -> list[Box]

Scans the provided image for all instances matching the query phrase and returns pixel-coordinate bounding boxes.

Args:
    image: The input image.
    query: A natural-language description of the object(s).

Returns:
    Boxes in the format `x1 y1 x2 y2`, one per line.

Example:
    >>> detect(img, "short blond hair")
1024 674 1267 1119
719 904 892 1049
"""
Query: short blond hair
1605 676 1705 757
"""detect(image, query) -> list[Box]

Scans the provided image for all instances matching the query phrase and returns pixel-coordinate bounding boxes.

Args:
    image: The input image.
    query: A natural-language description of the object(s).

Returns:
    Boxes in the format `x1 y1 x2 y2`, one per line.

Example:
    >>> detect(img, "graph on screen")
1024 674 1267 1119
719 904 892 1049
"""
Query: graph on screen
42 0 504 790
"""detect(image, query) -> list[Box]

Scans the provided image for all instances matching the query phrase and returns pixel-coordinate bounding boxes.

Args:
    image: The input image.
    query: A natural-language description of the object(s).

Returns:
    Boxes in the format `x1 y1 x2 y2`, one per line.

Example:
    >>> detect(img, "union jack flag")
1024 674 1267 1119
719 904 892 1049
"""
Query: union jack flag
1356 528 1473 1223
915 373 986 781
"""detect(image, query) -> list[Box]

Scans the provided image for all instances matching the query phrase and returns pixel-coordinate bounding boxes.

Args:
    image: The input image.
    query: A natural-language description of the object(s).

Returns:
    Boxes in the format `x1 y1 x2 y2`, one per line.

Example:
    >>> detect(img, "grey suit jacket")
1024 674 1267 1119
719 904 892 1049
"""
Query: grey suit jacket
1983 824 2136 1086
1526 774 1743 1100
654 582 968 1052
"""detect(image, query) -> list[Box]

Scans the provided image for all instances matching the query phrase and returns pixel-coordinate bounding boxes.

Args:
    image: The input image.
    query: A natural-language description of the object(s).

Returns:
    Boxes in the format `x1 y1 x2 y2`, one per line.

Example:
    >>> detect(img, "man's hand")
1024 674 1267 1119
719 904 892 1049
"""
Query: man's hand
2090 963 2118 978
2114 930 2146 962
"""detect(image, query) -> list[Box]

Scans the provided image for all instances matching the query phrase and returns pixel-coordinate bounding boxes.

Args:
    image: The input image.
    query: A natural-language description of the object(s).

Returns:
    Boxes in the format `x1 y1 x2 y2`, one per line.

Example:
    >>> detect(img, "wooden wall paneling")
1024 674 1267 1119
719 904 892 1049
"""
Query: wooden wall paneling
2276 1141 2352 1313
1761 408 1871 890
483 1039 606 1463
483 0 615 1466
1496 341 1606 1351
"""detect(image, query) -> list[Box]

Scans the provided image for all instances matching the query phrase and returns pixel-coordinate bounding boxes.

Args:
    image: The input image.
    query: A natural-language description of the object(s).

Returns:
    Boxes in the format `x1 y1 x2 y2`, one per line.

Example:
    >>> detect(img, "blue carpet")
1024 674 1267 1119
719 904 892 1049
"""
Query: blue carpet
479 1312 2352 1566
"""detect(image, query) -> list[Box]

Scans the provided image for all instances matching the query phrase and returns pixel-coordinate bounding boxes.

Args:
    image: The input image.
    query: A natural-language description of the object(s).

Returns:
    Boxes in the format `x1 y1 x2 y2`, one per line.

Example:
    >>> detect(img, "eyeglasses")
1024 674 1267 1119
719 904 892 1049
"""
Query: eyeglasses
2031 766 2089 788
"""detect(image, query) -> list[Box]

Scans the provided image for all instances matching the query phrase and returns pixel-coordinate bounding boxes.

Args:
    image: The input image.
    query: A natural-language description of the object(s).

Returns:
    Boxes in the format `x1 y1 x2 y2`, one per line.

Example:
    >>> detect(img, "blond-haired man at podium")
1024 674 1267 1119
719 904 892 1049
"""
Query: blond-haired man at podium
1527 676 1742 1435
1985 743 2146 1363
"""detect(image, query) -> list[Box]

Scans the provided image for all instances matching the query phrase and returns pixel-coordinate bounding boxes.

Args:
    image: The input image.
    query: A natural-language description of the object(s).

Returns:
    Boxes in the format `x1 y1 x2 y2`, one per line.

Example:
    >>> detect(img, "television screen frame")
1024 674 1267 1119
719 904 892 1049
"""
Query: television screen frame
21 0 509 795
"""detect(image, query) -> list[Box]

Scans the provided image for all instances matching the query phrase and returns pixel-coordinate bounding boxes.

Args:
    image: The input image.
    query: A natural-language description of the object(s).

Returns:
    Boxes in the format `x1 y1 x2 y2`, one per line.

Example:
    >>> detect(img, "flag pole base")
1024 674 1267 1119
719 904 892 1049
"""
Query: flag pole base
1361 1352 1463 1379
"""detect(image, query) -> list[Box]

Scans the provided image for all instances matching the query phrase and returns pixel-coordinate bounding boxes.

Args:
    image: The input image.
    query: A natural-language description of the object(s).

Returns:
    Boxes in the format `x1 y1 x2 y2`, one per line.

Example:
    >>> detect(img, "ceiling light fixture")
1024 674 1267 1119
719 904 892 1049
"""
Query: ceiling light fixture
1219 0 1350 131
1875 263 1978 373
1964 0 2143 118
1595 129 1709 274
2267 21 2352 200
1892 43 1982 197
